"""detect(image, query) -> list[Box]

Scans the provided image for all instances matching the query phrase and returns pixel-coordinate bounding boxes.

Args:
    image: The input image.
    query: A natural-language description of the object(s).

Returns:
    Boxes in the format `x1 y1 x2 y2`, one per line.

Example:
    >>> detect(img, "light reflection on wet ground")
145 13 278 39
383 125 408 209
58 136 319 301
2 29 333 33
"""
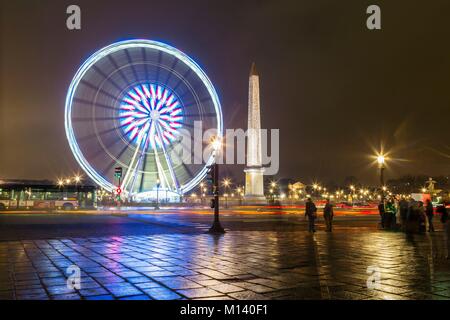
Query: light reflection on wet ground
0 221 449 300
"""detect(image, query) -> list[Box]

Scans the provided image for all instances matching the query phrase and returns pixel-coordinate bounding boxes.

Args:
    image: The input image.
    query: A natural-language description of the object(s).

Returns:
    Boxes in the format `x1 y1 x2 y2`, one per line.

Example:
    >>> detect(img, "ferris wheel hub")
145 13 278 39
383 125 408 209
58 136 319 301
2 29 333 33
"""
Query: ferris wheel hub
150 110 161 121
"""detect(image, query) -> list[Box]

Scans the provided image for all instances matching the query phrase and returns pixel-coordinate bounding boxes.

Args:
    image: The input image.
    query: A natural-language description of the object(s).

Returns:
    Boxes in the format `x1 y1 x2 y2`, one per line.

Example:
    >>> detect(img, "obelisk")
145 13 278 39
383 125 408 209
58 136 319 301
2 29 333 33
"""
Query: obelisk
244 63 266 202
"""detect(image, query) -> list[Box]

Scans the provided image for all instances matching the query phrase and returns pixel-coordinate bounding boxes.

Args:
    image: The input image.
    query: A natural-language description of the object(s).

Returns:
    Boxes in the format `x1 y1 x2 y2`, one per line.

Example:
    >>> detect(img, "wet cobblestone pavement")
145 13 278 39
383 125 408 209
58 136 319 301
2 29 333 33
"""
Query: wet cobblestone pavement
1 227 450 300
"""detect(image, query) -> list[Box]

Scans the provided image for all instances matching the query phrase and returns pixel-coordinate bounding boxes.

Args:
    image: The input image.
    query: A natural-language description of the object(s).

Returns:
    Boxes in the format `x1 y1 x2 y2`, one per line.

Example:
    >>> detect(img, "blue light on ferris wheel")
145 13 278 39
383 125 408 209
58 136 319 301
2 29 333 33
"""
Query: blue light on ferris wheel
119 84 184 148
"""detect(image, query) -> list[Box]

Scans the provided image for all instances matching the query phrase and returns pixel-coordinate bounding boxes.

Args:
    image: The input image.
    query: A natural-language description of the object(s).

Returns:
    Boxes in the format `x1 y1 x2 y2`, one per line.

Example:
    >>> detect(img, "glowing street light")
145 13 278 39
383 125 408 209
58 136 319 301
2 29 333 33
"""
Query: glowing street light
377 155 385 167
222 178 231 188
211 136 222 152
73 175 82 201
376 152 387 200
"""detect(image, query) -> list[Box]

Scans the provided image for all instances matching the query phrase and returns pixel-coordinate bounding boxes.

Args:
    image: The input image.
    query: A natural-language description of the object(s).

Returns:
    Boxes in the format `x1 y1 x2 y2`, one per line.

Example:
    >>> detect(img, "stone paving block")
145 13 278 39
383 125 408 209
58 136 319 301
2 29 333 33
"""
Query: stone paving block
79 287 109 297
177 287 222 299
94 275 126 285
104 282 143 297
247 278 291 290
434 289 450 298
195 279 223 286
41 277 67 287
209 283 245 294
86 295 115 300
361 290 410 300
196 269 234 280
16 287 47 296
185 274 212 282
46 285 77 296
134 281 163 290
145 270 177 277
233 282 275 293
143 286 182 300
403 291 449 300
329 290 370 300
196 296 235 300
119 295 152 300
153 276 203 290
228 290 270 300
134 266 164 273
39 271 64 278
116 271 142 278
51 293 82 300
16 293 50 300
125 276 153 284
78 280 102 290
14 279 42 287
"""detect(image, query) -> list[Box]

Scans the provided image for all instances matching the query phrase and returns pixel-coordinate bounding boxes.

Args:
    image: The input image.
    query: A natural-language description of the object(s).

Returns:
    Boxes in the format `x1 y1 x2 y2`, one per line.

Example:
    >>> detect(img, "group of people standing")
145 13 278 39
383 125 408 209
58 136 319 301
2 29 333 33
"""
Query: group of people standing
304 197 334 233
304 196 450 258
378 196 450 258
378 197 448 233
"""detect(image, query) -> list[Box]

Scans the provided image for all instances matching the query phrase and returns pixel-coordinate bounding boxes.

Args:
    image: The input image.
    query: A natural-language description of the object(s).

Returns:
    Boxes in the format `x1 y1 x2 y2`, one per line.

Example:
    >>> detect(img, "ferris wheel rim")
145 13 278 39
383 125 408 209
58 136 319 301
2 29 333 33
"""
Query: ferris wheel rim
65 39 223 195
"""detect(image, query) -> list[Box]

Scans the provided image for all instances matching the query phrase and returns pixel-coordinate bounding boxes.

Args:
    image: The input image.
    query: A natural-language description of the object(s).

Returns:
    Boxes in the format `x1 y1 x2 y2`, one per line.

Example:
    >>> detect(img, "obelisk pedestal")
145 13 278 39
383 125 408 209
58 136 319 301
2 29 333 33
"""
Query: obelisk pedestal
244 63 266 204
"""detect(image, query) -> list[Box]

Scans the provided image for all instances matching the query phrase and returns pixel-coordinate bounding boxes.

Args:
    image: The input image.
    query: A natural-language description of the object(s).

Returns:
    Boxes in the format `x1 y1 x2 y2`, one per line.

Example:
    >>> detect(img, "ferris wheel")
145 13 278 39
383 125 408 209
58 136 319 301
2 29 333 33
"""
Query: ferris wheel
65 39 223 201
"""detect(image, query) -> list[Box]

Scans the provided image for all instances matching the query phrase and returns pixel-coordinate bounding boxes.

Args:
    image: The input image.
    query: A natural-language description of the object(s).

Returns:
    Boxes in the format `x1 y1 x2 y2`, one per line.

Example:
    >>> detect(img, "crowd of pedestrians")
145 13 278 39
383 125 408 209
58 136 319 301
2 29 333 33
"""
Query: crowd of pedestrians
377 196 449 258
305 196 449 259
376 196 447 233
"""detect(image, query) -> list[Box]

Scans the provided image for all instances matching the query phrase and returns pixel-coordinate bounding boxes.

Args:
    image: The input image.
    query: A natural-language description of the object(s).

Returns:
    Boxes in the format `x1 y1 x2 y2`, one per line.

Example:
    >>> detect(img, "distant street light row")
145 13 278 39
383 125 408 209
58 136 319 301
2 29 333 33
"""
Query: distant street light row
57 175 83 187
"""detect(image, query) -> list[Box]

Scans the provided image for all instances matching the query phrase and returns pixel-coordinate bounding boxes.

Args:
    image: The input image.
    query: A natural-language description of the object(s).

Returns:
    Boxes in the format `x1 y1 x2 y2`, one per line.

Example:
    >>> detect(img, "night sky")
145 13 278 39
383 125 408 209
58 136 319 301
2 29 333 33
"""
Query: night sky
1 0 449 186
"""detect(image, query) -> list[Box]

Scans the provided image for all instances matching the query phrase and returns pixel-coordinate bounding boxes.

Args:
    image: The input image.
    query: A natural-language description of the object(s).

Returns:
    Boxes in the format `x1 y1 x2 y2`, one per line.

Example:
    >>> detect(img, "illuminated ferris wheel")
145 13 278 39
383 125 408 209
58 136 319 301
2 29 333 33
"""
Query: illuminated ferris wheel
65 39 223 201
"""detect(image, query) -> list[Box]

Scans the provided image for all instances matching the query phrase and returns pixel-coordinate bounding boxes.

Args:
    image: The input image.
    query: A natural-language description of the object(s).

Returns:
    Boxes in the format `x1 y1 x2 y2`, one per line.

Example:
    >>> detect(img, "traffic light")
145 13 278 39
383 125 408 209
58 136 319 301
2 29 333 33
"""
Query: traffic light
206 164 218 195
114 167 123 179
206 164 215 184
116 187 122 195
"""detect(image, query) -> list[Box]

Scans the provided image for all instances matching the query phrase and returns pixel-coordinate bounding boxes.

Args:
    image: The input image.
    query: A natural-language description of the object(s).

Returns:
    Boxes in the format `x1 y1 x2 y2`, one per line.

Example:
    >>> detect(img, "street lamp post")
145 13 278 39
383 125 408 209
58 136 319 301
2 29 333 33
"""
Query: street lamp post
74 175 81 205
208 163 225 234
208 137 225 234
237 187 242 205
270 182 277 202
377 155 386 200
222 179 231 209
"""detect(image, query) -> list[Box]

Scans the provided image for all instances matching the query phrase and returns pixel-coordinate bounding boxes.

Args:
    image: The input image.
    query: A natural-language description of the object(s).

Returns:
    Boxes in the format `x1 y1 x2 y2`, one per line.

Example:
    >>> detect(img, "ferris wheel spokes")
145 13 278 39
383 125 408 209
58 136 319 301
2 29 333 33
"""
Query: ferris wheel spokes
121 123 151 195
127 125 152 199
155 123 180 193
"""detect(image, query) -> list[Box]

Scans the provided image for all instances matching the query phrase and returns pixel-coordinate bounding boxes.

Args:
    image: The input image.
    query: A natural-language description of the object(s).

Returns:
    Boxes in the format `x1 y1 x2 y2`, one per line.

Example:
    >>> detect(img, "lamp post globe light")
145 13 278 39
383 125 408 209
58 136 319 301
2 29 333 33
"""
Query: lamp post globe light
222 178 231 209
